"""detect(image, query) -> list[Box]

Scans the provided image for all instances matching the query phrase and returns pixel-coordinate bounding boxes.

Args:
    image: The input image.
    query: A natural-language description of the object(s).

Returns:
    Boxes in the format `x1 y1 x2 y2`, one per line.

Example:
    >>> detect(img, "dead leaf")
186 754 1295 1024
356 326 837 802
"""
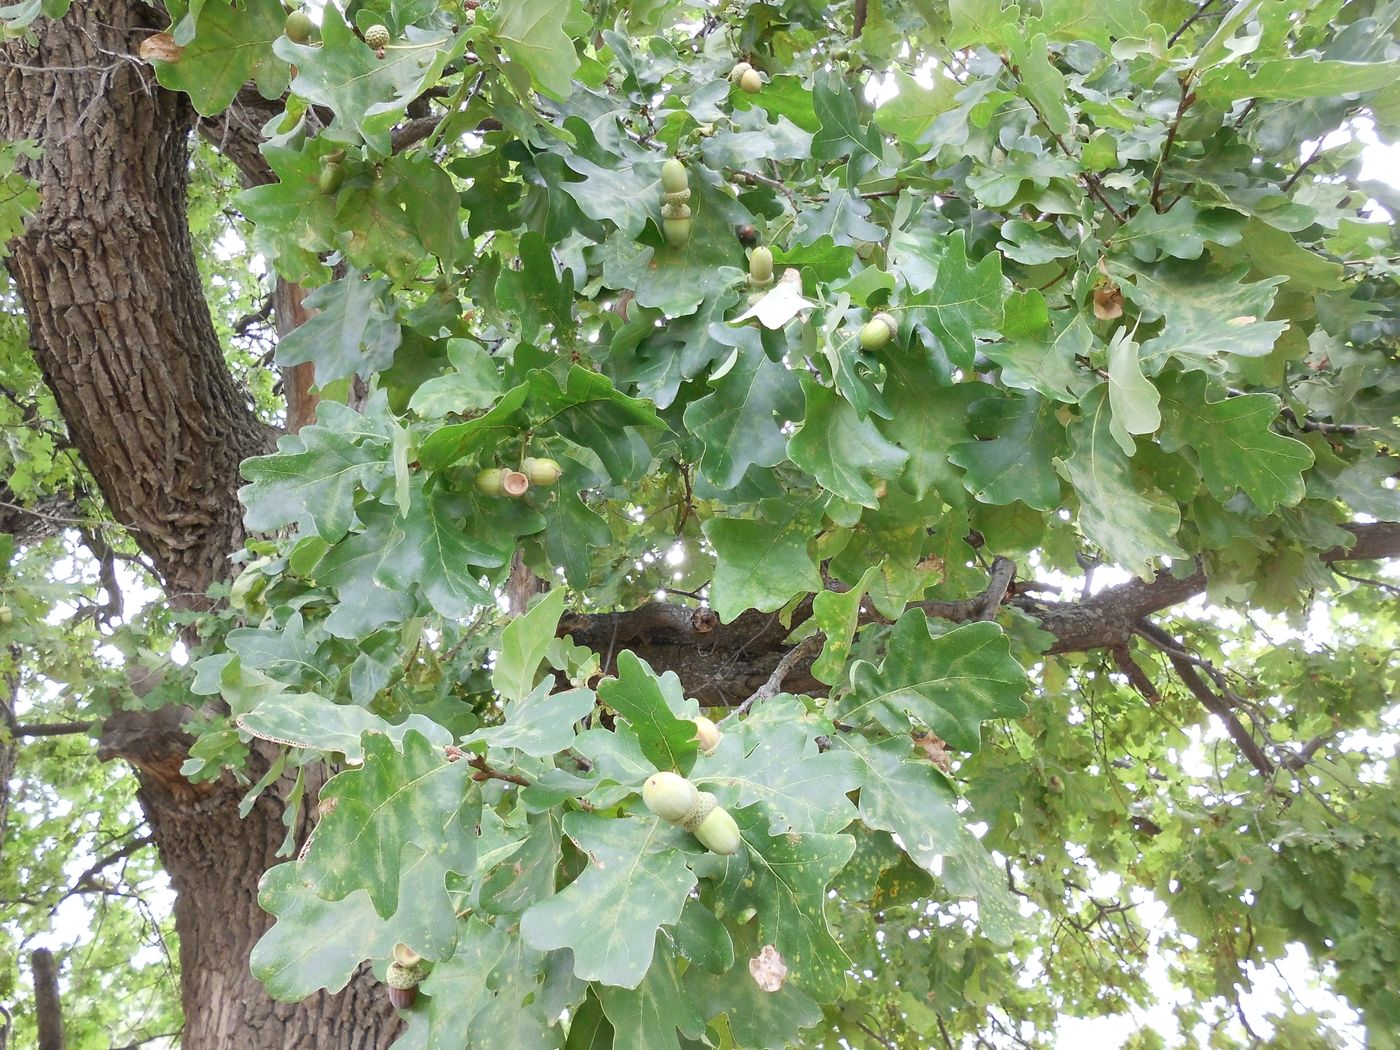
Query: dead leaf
749 945 788 992
1092 285 1123 320
139 32 183 63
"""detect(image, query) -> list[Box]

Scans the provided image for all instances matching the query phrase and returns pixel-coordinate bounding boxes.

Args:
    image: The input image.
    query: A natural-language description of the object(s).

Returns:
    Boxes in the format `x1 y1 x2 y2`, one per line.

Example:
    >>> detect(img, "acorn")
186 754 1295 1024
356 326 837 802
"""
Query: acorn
284 10 314 42
735 224 758 246
500 469 530 497
643 771 698 823
663 189 692 207
663 217 692 249
693 716 722 754
385 944 425 1011
859 311 897 350
364 23 390 49
661 202 692 220
660 158 689 194
317 159 344 195
748 246 774 287
728 61 753 84
475 467 505 496
739 68 763 94
0 606 11 627
522 457 562 486
693 801 741 856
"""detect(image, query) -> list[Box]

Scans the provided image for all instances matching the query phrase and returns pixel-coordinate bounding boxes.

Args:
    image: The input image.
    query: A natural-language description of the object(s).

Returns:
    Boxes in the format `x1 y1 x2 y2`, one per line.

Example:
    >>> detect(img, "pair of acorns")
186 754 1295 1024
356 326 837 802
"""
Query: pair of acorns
639 715 742 856
475 457 562 498
729 61 764 93
660 159 692 249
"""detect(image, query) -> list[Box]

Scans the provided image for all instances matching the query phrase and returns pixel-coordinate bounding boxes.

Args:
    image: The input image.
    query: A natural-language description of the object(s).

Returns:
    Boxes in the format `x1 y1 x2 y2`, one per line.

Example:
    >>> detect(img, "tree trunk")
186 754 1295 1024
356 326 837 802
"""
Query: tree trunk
1 5 399 1047
30 949 63 1050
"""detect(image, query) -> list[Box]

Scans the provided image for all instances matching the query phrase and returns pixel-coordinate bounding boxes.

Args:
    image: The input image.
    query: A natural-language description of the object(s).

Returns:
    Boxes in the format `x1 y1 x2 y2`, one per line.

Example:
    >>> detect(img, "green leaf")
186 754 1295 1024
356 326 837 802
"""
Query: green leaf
480 810 565 916
374 481 505 618
408 339 506 418
811 70 885 183
154 0 289 115
598 940 705 1050
1010 33 1068 135
1105 331 1161 456
240 402 392 543
273 6 456 154
1198 58 1400 104
875 70 958 142
1159 372 1313 513
491 0 581 99
811 565 881 685
274 273 402 385
494 588 568 703
417 383 531 471
252 849 460 1001
468 682 595 758
597 652 699 773
235 692 450 760
0 141 40 260
710 806 856 1000
839 614 1030 751
702 496 824 624
520 811 696 988
684 326 802 489
1061 385 1187 575
947 393 1065 510
684 920 822 1050
527 366 668 483
899 229 1006 368
787 374 908 509
947 0 1019 48
417 917 574 1050
1112 259 1288 371
697 699 862 835
299 731 478 917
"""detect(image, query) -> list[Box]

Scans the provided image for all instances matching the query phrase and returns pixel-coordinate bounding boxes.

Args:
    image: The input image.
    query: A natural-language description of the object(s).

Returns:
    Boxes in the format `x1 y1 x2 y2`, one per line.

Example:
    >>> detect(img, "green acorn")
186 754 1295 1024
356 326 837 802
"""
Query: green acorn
661 202 692 220
748 246 774 286
660 158 689 194
663 189 692 207
728 61 753 84
284 10 314 42
317 159 345 195
693 715 722 754
522 457 562 486
0 605 12 627
364 23 391 49
739 68 763 94
663 217 692 249
693 801 741 856
475 467 505 496
642 771 697 823
859 311 897 350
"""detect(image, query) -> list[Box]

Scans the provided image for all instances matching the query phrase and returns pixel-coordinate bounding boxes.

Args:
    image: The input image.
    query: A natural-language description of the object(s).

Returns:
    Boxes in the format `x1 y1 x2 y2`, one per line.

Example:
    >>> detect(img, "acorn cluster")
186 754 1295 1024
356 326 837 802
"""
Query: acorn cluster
660 158 692 249
475 457 562 498
642 771 741 855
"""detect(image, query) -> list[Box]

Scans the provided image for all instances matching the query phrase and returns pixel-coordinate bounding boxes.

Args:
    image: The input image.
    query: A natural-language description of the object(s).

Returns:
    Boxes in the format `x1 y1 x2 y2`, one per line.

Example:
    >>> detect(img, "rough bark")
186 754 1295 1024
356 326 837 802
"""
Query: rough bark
560 524 1400 704
2 6 397 1048
0 1 271 603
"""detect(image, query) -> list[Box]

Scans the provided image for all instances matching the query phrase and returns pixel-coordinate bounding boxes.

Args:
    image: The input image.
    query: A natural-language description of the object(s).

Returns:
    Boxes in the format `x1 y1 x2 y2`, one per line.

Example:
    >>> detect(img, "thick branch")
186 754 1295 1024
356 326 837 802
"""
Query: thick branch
32 948 64 1050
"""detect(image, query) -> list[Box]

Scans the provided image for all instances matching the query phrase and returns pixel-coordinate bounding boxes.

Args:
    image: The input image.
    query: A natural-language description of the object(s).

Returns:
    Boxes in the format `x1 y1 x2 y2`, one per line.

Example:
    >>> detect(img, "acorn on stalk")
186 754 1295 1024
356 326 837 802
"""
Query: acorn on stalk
641 772 741 856
859 311 897 350
384 944 426 1010
659 158 692 249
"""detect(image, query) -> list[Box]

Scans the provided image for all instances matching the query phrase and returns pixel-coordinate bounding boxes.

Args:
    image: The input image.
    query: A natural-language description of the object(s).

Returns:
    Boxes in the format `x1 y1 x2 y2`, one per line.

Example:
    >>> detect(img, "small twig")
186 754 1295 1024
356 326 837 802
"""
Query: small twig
853 1018 898 1050
1330 567 1400 597
464 753 529 787
729 167 797 202
1150 77 1195 211
853 0 868 37
729 634 823 720
1168 0 1220 46
54 833 155 908
1278 731 1337 770
977 557 1016 621
1282 140 1324 192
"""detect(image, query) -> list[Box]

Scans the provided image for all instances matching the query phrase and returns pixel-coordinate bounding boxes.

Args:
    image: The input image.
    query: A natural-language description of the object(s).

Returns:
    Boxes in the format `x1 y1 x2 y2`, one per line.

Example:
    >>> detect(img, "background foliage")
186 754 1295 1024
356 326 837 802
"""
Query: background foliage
3 0 1400 1047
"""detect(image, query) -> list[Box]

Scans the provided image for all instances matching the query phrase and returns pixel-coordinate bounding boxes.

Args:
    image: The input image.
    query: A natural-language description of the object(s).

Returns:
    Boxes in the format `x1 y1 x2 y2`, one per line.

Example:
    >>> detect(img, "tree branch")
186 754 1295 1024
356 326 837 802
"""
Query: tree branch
32 948 64 1050
1134 623 1275 776
728 634 823 720
977 557 1016 620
